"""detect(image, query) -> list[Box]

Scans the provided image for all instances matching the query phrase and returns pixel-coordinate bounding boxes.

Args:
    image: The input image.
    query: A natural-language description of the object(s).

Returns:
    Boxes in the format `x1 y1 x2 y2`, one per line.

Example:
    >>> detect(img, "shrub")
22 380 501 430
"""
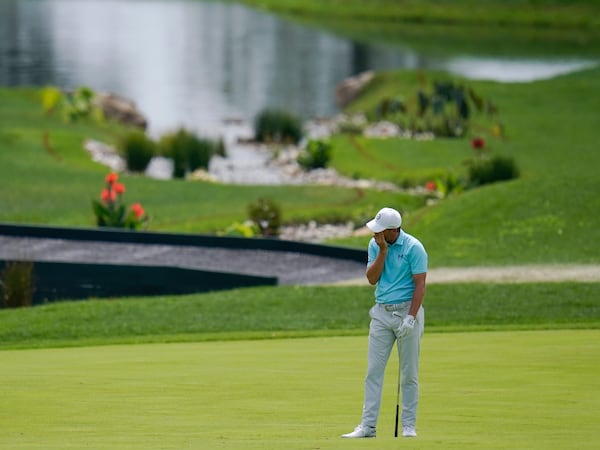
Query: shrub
120 130 156 172
248 198 282 237
370 78 498 139
221 221 260 238
214 138 227 157
434 172 467 198
158 129 217 178
41 85 103 123
467 155 520 187
1 261 35 308
254 109 303 144
297 139 333 170
187 138 214 172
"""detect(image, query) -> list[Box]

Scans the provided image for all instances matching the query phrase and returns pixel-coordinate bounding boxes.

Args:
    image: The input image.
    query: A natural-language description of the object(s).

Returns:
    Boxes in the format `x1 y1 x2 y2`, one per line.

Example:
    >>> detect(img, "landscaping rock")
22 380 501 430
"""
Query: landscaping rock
93 92 148 129
335 71 374 107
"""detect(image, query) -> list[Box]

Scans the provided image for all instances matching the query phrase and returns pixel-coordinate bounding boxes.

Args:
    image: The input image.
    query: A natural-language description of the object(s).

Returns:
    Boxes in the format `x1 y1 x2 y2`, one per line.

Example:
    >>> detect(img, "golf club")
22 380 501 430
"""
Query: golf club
394 362 400 437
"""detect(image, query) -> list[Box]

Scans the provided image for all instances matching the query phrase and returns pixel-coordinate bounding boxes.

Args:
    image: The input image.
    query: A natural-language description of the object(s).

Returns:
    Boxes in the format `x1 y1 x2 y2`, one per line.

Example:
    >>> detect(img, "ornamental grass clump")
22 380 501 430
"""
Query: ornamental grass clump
254 109 303 145
158 129 217 178
92 172 149 229
120 130 156 173
1 261 34 308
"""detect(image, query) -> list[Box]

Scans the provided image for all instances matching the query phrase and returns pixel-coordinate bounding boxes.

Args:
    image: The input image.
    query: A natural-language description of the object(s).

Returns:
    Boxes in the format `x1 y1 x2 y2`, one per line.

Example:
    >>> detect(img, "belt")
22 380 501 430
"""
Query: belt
382 303 409 312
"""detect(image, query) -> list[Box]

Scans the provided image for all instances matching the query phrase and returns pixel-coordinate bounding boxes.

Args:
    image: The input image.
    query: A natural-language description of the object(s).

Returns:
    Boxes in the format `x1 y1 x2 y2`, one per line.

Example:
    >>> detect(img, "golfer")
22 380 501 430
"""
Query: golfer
342 207 427 439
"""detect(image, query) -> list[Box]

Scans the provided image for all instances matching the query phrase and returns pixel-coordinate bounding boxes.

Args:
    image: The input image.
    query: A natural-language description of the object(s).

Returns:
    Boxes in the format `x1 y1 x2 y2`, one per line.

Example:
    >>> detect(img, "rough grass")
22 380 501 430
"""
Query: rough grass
1 283 598 350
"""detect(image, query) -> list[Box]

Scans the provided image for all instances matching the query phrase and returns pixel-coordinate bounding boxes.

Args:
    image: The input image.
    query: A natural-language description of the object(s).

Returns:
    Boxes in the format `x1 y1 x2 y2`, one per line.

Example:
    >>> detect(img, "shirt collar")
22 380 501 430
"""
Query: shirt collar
388 229 404 247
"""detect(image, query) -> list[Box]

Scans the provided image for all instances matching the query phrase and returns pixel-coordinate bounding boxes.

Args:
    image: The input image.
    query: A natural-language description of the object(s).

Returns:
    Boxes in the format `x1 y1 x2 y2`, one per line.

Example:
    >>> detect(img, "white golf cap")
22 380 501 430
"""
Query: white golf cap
366 207 402 232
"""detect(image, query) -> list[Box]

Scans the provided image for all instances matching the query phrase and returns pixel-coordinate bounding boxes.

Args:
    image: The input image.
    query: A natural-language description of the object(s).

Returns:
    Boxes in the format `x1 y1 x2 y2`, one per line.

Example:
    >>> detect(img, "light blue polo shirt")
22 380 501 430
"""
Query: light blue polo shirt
367 230 428 304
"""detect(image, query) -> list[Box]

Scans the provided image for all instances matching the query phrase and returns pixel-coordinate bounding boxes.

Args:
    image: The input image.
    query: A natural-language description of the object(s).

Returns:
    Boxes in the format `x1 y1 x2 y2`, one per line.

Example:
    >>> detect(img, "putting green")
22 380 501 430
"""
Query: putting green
1 330 598 449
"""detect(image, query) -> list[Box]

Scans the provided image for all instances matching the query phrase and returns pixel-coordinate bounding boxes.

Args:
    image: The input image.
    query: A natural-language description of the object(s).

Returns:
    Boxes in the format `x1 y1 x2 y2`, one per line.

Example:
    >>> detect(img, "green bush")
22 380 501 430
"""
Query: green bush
467 155 520 187
120 130 156 172
158 129 217 178
41 85 103 123
220 221 260 238
254 109 303 144
435 172 468 198
247 198 282 237
1 261 34 308
188 138 215 173
297 139 333 170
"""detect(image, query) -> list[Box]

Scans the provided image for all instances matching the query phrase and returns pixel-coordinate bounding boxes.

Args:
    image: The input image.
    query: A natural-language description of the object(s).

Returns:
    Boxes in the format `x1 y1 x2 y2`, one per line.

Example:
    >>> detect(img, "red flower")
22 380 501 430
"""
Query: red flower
425 181 437 192
130 203 145 219
101 188 116 203
113 182 125 194
471 137 485 150
105 172 119 185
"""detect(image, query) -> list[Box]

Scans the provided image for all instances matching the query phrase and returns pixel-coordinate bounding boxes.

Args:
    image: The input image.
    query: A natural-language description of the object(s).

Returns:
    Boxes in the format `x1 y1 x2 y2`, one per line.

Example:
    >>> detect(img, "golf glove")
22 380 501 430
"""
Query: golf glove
393 313 415 338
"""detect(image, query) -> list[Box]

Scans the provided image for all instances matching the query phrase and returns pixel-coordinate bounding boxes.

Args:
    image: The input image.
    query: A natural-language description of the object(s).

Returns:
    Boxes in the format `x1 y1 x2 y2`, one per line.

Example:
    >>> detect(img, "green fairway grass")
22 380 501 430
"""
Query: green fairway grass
1 330 598 449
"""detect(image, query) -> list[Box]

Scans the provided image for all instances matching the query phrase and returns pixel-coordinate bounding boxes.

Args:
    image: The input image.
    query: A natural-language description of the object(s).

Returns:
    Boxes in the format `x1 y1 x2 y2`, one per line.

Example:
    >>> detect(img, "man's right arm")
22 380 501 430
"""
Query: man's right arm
366 234 387 285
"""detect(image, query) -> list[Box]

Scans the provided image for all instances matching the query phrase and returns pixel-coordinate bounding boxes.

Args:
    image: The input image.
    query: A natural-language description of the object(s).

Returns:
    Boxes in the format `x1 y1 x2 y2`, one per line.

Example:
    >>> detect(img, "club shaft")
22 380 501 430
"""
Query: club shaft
394 361 401 437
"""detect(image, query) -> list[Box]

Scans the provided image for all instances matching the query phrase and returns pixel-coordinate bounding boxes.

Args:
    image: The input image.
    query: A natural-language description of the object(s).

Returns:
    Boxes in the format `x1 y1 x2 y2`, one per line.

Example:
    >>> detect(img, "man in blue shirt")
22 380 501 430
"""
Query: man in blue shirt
342 207 427 439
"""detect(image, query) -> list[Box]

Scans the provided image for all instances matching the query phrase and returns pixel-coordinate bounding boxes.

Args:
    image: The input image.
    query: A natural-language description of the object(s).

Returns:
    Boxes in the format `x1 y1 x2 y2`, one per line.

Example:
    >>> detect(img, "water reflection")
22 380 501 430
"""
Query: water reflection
442 58 597 82
0 0 596 136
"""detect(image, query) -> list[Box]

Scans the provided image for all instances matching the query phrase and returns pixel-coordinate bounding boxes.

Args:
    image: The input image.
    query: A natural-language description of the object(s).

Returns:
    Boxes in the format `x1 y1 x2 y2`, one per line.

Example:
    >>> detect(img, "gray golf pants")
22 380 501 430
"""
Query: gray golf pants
361 302 424 429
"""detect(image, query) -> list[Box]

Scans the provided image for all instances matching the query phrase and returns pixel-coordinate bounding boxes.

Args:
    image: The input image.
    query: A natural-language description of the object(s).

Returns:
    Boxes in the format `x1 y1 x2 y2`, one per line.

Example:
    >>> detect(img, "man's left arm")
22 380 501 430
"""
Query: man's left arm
408 272 426 318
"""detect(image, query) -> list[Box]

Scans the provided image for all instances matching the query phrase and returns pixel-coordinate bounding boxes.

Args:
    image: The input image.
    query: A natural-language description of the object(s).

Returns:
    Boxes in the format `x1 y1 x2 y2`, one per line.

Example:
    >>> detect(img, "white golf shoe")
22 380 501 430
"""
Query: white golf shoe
402 425 417 437
341 424 376 438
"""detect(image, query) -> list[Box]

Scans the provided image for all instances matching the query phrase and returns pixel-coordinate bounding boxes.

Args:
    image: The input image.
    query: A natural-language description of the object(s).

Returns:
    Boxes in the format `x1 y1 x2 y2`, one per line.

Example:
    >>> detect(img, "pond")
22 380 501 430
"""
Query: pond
1 0 596 137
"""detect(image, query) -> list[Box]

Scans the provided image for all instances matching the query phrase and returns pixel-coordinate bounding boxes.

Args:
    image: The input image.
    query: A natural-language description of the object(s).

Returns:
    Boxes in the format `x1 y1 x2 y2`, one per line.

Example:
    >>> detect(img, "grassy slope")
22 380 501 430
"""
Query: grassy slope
1 283 598 350
330 66 600 266
240 0 600 29
0 88 405 232
2 67 599 265
239 0 600 59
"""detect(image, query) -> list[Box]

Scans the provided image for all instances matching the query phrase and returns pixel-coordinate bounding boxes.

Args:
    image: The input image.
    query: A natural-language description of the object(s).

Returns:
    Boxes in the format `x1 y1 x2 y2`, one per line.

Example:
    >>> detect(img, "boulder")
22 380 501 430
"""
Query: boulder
93 92 148 129
334 71 374 108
